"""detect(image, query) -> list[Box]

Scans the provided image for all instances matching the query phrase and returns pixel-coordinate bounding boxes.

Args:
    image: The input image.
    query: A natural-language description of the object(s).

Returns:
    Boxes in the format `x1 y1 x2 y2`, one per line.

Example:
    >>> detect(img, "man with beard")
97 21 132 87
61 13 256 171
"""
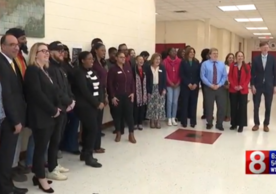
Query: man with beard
47 41 74 180
5 28 29 183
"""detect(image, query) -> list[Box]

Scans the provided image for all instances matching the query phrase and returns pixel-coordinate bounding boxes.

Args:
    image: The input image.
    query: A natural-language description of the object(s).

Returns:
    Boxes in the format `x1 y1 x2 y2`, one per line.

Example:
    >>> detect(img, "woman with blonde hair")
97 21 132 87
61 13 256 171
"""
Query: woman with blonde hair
145 53 167 128
24 42 62 193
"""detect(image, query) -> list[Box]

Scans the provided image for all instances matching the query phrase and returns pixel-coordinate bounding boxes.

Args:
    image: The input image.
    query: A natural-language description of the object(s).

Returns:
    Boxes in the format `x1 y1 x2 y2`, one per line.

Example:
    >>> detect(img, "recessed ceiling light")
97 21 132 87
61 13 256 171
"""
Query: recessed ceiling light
218 4 256 11
235 18 263 22
254 33 271 35
258 37 273 39
246 27 268 30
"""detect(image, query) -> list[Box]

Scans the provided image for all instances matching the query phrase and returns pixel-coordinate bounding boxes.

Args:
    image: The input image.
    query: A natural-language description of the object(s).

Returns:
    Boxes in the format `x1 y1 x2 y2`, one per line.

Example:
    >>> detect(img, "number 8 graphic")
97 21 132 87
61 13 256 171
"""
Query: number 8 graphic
249 151 266 174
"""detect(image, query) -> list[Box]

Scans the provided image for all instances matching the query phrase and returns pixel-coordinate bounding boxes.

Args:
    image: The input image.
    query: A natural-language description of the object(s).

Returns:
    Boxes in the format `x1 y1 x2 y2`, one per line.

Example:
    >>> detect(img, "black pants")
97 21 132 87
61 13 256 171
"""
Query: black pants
76 107 98 155
181 87 199 125
201 83 206 116
133 104 145 125
253 87 273 125
229 92 248 127
58 114 67 150
0 119 18 193
94 109 103 150
112 94 134 133
109 98 125 133
32 116 63 178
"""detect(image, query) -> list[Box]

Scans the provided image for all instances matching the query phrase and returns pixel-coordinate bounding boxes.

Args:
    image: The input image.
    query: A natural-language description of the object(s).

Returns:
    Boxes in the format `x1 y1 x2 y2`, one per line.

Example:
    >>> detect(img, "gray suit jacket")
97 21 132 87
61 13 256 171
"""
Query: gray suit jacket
251 54 276 93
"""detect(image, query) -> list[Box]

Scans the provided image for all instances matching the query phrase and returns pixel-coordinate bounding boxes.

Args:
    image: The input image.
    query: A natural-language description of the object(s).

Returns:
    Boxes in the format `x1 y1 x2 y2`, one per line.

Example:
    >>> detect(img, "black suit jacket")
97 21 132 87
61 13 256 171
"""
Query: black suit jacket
0 53 26 126
180 59 201 88
24 65 60 129
145 64 166 94
251 54 276 92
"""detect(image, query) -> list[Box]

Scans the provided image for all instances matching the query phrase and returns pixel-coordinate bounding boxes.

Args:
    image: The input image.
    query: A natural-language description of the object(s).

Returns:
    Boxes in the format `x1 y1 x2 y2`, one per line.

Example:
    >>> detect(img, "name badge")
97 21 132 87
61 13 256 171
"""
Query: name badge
93 92 99 96
117 71 122 74
158 69 162 72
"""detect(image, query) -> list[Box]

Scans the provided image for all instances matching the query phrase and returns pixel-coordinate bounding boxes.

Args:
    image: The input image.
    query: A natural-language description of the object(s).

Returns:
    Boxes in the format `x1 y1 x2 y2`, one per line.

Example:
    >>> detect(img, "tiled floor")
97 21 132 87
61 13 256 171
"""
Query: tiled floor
16 93 276 194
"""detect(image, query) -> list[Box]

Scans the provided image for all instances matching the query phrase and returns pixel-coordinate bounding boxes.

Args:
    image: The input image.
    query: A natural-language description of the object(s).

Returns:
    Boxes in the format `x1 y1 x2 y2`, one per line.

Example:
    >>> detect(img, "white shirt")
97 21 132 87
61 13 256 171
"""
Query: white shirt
262 54 268 69
0 51 13 64
151 66 159 84
225 65 229 81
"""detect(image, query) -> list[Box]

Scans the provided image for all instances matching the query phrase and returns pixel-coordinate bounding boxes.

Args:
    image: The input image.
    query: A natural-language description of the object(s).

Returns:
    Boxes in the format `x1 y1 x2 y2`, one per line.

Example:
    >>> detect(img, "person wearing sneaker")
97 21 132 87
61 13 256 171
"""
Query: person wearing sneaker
179 47 200 128
107 51 136 143
228 51 251 133
132 55 147 130
48 41 74 171
145 53 166 129
71 51 104 167
163 48 181 126
24 42 66 193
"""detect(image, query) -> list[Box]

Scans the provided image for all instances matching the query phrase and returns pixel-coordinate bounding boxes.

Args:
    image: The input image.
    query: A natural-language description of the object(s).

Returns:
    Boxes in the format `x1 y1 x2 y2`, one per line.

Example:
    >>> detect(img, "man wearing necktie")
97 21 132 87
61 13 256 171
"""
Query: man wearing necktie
200 48 228 130
251 42 276 132
0 35 28 194
5 28 29 183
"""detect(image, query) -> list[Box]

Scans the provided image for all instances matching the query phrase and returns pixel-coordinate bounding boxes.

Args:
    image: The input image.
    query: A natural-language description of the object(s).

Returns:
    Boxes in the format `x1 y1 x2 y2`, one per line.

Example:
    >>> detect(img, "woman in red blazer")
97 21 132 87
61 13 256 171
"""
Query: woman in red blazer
228 51 251 132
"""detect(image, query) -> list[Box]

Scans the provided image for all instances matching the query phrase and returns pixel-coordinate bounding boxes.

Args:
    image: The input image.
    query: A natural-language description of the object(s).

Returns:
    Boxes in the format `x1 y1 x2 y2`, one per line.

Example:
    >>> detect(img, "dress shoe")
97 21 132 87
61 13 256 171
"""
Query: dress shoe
206 124 213 130
215 125 224 131
115 132 121 142
12 172 27 182
252 125 259 131
85 156 102 168
128 133 136 144
80 152 98 162
13 186 28 194
263 125 269 132
230 126 237 130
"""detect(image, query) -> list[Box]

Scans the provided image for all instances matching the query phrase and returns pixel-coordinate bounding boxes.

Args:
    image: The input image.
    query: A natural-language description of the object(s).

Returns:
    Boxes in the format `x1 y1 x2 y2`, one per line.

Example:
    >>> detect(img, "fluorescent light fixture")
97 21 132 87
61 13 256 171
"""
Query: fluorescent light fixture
253 33 271 35
218 4 256 11
246 27 268 30
235 18 263 22
258 37 273 39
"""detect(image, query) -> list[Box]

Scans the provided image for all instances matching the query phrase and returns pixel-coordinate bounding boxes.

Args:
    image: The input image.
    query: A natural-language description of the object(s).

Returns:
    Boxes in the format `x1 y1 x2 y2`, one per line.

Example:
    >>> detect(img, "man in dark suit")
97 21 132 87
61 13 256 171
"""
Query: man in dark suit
5 28 29 182
251 41 276 132
0 35 27 194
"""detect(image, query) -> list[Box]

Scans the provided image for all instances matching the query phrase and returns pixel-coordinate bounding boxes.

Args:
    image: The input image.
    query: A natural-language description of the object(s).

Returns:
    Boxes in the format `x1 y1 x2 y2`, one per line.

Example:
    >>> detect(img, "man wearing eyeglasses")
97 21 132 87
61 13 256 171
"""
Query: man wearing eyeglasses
5 28 30 183
0 34 27 194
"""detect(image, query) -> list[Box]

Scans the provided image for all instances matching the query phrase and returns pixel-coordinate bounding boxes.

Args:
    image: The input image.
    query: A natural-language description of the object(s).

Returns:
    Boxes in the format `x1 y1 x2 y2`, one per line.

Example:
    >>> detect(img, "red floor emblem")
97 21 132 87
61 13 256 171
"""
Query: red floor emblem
165 129 222 144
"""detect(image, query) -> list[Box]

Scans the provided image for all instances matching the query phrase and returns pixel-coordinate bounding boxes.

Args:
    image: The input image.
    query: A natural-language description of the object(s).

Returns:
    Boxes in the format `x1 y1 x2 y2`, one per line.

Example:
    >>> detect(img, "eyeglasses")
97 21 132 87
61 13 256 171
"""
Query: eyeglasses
37 49 49 54
5 43 19 48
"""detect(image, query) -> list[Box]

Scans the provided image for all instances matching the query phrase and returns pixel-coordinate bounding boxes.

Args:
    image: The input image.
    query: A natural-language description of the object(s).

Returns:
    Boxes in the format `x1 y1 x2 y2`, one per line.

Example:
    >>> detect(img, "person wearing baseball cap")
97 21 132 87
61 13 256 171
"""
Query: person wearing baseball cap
46 41 75 181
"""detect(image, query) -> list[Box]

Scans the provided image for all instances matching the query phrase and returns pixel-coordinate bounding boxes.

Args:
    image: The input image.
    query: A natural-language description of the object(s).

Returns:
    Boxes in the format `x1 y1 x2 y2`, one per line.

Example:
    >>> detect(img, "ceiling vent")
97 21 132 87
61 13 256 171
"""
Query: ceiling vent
174 10 187 13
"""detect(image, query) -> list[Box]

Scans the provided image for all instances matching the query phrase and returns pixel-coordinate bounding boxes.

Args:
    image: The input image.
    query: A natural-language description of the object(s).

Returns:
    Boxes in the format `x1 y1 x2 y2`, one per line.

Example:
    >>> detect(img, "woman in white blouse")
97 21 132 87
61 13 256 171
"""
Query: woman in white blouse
224 53 234 121
145 53 167 128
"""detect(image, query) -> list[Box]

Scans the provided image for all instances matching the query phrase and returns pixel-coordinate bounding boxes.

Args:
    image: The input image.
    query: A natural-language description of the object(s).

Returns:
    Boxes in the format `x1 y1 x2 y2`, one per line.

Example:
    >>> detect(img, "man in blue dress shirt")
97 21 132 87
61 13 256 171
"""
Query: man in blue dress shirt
200 48 227 130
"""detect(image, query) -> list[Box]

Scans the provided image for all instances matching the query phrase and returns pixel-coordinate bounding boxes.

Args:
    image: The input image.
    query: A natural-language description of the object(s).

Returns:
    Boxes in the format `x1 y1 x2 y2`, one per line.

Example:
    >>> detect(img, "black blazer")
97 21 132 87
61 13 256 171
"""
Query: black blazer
24 65 60 129
145 64 166 94
180 59 201 88
48 58 74 111
251 54 276 92
71 66 104 110
0 53 26 126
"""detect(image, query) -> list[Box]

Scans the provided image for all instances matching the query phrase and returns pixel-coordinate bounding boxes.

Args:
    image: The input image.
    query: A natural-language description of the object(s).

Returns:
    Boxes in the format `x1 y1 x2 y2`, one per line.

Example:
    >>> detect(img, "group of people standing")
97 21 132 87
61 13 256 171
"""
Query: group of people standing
0 26 275 194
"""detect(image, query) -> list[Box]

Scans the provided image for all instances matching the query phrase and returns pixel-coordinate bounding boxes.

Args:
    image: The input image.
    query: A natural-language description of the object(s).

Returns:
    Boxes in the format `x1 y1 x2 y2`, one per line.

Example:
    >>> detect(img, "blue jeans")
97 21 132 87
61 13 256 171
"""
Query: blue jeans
166 86 181 118
25 134 48 167
60 111 80 152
